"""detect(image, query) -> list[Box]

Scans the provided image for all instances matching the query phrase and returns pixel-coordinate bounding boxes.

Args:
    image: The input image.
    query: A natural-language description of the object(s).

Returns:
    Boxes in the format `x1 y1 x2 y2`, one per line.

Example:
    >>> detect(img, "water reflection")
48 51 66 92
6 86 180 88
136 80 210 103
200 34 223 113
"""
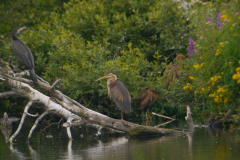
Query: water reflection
0 126 239 160
1 128 12 141
80 137 129 159
9 144 28 160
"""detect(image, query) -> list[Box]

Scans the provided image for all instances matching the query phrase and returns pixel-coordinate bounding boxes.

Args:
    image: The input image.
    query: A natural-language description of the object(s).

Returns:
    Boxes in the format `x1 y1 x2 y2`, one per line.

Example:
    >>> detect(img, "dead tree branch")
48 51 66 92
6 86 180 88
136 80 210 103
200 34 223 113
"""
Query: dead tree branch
0 58 183 143
28 111 49 139
8 101 34 143
0 91 19 98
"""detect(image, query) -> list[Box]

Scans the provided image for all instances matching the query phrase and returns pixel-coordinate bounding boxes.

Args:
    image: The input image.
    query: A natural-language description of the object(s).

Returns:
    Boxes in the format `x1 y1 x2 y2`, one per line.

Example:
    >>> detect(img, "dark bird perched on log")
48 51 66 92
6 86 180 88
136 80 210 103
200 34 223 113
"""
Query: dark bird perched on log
11 27 37 83
136 87 160 122
96 72 131 120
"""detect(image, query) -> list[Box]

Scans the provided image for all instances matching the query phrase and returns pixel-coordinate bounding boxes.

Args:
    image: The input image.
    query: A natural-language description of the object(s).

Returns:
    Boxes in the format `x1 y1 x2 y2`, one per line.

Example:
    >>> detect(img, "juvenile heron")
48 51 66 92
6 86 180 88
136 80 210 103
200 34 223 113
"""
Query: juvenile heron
136 87 160 124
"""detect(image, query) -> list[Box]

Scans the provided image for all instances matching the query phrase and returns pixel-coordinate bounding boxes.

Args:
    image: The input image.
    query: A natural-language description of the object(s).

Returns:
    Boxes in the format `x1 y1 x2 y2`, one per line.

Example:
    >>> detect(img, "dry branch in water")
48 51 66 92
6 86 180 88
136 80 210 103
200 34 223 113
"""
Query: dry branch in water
0 58 183 143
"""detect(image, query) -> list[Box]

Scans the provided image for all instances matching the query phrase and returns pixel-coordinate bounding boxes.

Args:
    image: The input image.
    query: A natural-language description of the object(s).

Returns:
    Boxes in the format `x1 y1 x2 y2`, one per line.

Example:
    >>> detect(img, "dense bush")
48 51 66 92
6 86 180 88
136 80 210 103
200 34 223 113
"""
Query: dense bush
1 0 239 125
166 1 240 125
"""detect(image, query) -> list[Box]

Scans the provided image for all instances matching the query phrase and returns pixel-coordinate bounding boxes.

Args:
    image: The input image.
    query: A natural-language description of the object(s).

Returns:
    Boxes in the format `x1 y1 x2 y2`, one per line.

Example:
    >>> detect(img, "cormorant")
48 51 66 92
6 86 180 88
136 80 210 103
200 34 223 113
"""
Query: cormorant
11 27 37 83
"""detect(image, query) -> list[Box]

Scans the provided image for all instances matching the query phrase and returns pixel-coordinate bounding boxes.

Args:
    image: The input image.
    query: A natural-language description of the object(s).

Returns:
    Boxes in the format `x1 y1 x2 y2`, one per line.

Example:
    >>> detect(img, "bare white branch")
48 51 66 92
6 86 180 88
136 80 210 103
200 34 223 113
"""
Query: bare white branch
66 117 73 139
95 126 103 136
28 111 49 139
50 79 61 91
154 119 175 128
8 101 33 143
0 91 19 98
25 112 39 117
152 112 175 120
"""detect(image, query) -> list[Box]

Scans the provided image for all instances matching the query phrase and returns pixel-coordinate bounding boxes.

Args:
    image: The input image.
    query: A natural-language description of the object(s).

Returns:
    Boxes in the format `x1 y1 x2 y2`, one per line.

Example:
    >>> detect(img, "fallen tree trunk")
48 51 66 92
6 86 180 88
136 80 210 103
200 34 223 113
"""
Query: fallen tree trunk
0 58 183 143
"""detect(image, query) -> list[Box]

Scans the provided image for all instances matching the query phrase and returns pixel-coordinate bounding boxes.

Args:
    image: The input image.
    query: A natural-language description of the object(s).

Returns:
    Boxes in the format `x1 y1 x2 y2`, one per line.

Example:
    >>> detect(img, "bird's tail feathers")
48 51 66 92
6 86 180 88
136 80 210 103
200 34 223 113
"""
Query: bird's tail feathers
29 69 38 83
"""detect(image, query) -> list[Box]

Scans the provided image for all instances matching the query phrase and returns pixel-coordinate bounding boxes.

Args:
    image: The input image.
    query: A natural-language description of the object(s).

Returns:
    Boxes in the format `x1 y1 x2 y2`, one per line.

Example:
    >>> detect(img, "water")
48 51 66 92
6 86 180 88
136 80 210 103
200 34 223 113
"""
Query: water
0 123 239 160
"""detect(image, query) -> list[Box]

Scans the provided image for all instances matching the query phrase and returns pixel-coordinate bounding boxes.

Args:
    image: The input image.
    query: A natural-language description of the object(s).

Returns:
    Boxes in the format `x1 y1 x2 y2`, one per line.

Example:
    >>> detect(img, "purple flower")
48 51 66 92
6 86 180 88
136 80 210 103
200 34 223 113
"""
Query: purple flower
187 39 194 57
187 48 193 57
217 13 222 28
198 54 202 57
189 39 194 51
217 21 222 28
206 17 210 21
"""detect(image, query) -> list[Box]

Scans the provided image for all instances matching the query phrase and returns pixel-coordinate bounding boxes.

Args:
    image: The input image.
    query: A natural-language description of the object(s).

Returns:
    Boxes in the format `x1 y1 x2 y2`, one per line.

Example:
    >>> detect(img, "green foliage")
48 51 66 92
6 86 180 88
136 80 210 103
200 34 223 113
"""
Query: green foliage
62 0 189 60
166 1 240 124
2 0 239 125
0 0 189 119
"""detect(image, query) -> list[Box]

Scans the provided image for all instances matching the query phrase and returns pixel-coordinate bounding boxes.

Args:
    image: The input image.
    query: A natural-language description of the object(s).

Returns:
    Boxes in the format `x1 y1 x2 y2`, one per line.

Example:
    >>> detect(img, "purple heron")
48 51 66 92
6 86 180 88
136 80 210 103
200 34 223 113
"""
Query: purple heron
96 72 131 120
11 27 37 83
136 87 160 122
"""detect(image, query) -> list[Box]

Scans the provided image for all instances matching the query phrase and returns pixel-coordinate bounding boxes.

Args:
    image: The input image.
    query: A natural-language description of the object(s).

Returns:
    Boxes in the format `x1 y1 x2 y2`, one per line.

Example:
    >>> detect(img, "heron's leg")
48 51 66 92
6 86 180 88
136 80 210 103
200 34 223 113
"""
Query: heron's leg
147 109 152 122
121 111 123 120
145 111 148 126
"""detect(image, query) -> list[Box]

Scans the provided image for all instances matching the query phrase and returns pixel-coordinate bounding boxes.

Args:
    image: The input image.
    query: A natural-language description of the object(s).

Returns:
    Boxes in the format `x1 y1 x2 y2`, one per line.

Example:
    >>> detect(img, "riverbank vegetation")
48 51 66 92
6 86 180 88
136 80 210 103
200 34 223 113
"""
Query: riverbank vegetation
0 0 239 127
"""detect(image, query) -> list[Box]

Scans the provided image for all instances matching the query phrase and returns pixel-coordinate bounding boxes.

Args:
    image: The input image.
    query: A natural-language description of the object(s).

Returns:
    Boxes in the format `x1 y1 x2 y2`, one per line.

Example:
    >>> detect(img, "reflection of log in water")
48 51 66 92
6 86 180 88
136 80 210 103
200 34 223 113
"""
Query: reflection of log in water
0 112 19 142
0 112 11 126
10 144 28 160
1 128 12 142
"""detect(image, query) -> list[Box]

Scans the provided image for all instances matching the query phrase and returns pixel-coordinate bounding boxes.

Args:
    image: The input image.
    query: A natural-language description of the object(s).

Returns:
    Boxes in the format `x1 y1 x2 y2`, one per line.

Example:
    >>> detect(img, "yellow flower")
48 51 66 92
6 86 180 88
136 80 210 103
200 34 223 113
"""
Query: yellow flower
194 91 197 94
214 96 222 103
224 97 229 103
200 88 205 94
236 67 240 72
194 64 203 69
183 83 192 91
194 64 200 69
199 56 203 60
209 93 215 97
237 79 240 84
183 86 188 90
189 76 195 80
217 87 227 93
238 60 240 64
221 15 227 20
232 73 240 80
219 42 224 47
215 49 221 56
210 75 221 84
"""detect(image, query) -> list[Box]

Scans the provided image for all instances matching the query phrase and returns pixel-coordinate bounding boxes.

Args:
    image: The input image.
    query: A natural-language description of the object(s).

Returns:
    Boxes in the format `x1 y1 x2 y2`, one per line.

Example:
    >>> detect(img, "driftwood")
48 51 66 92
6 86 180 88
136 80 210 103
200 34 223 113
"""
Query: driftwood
152 112 175 127
185 106 194 127
205 107 235 128
0 58 183 143
185 105 236 129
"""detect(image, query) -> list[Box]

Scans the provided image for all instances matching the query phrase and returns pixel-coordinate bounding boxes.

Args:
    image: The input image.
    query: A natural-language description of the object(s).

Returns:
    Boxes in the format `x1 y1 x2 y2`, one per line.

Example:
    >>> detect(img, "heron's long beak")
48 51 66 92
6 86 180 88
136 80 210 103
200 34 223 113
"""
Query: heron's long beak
17 27 26 33
96 75 109 81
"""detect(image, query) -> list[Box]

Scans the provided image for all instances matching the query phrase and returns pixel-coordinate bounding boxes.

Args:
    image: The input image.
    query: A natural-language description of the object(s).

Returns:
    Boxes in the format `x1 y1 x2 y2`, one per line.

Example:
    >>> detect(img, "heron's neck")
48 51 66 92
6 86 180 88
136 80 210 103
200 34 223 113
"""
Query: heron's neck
107 76 117 98
12 33 18 40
